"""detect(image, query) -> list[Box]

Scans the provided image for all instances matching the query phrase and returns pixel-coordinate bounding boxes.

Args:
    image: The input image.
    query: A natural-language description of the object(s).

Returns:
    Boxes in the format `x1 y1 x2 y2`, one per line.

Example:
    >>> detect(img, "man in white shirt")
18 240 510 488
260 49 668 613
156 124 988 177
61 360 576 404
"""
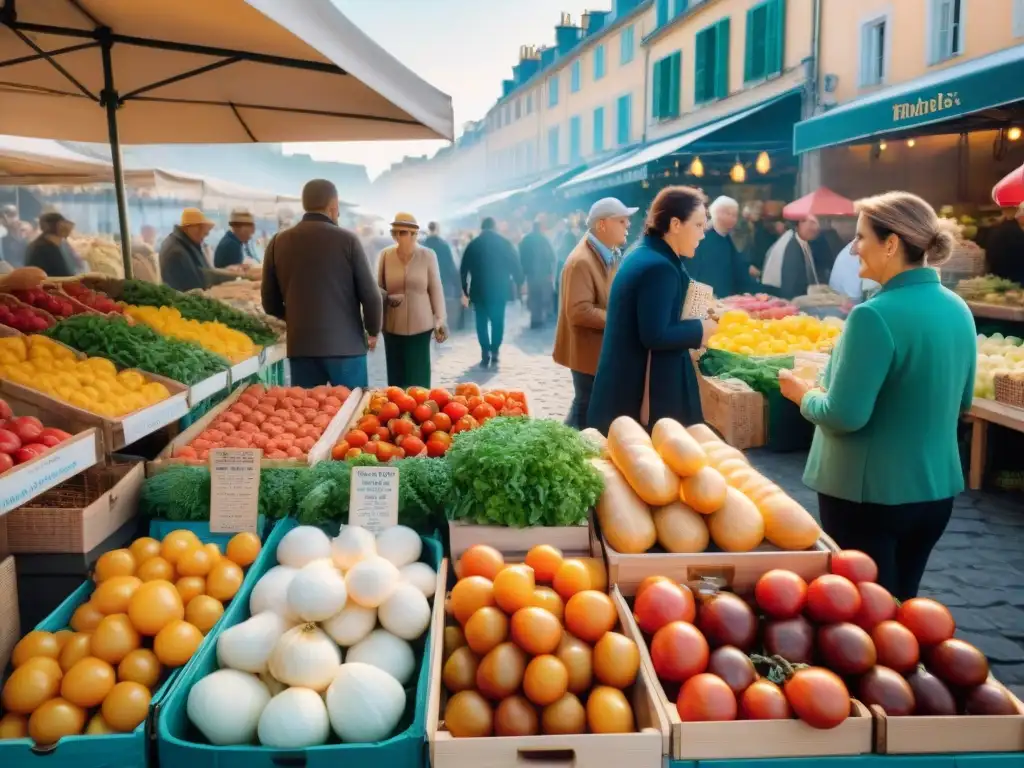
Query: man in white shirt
829 241 881 302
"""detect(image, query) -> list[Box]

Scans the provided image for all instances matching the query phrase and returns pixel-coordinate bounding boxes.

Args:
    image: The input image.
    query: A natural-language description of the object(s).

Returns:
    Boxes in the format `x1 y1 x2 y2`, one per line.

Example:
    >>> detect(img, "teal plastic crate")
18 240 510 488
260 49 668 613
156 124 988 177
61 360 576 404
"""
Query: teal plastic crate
0 518 291 768
148 517 268 549
157 517 443 768
669 755 1022 767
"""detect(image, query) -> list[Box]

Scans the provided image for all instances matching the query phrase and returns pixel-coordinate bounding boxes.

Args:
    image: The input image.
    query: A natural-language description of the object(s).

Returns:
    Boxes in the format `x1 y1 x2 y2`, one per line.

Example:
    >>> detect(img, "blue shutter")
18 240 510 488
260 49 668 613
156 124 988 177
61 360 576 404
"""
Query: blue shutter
715 18 731 100
618 94 632 144
694 29 708 103
766 0 785 76
593 107 605 153
673 0 689 16
652 58 664 119
744 6 756 82
668 52 682 118
620 25 635 64
656 0 670 27
548 126 560 167
570 116 582 163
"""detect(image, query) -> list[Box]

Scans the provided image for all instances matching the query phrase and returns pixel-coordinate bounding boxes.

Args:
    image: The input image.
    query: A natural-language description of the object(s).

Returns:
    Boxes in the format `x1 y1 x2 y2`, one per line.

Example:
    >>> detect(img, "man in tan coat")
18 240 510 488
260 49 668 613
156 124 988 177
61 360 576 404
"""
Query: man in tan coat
553 197 637 429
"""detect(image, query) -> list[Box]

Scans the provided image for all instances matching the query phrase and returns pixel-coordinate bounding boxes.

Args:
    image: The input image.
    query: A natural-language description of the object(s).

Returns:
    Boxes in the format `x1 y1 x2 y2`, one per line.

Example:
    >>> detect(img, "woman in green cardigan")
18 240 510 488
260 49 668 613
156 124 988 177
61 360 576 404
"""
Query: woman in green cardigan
779 192 976 601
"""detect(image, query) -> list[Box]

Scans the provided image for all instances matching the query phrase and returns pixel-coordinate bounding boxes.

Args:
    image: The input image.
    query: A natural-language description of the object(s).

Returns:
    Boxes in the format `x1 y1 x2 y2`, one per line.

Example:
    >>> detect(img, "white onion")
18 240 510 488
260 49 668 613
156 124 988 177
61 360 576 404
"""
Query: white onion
268 623 342 692
276 526 332 569
331 526 376 571
217 611 291 674
378 583 431 641
345 556 400 608
258 670 287 697
287 560 348 622
374 525 422 568
398 562 437 598
346 629 415 685
257 687 330 748
326 663 406 743
322 604 377 647
187 669 270 745
249 565 298 621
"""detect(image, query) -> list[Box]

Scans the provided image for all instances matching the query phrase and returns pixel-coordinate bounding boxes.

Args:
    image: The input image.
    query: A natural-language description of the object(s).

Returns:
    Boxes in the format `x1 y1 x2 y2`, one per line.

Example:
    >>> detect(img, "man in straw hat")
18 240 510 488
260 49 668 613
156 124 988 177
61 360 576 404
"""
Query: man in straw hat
160 207 215 291
215 208 256 269
262 179 382 389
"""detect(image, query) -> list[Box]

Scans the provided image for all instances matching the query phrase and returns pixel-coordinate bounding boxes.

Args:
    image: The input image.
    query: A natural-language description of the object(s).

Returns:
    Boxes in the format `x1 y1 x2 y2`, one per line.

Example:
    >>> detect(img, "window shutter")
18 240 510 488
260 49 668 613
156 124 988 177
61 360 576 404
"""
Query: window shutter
657 0 670 27
668 52 681 118
715 18 731 100
766 0 785 76
652 59 664 118
694 30 708 103
744 6 755 82
859 23 870 86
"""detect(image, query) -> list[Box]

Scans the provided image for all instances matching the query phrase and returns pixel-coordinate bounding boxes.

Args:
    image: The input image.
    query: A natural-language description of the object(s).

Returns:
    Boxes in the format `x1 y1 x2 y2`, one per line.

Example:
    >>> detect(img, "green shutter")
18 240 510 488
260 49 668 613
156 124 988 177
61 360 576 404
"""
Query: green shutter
766 0 785 76
744 7 755 82
652 59 663 118
668 52 681 118
694 29 708 103
715 18 731 100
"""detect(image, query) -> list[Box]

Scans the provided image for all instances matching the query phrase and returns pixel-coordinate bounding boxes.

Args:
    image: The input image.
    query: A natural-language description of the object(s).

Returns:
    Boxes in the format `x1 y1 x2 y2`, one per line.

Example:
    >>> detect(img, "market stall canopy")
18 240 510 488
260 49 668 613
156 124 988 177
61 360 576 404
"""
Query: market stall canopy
783 187 855 220
0 135 113 184
0 0 455 143
123 168 303 213
992 163 1024 208
793 45 1024 154
449 187 525 220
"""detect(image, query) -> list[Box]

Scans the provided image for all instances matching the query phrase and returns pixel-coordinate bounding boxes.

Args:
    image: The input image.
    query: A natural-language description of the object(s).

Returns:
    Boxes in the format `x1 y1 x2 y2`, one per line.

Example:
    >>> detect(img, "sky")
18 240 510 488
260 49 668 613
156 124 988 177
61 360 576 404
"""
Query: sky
283 0 596 180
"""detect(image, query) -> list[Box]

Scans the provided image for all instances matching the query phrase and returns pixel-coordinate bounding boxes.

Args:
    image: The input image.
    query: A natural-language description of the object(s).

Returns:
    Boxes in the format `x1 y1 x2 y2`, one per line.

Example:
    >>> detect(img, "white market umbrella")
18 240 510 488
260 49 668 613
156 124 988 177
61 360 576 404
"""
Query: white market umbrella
0 0 454 274
0 134 114 184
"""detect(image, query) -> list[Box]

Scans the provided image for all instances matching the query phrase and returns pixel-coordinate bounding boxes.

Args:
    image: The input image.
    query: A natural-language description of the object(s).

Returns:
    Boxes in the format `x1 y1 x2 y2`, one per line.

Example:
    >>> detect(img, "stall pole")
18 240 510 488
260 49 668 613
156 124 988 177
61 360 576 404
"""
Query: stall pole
99 31 133 279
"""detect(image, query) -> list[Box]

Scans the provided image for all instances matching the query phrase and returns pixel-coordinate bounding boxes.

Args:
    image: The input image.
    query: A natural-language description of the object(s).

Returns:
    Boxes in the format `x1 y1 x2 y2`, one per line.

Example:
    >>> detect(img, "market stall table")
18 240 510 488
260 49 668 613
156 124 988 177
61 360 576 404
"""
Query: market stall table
968 399 1024 490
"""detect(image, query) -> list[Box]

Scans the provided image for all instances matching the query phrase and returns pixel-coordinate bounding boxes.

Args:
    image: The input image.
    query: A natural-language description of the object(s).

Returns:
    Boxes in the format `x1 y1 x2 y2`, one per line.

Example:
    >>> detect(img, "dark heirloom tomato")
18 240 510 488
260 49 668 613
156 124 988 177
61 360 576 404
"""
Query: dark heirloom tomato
707 646 758 695
964 682 1019 716
739 679 792 720
926 638 989 688
858 666 916 717
852 582 898 631
817 623 877 676
906 668 956 715
677 673 738 722
783 667 851 729
650 621 709 683
871 621 920 673
805 575 862 624
754 570 808 620
763 617 815 664
830 550 879 583
697 592 758 651
896 598 955 646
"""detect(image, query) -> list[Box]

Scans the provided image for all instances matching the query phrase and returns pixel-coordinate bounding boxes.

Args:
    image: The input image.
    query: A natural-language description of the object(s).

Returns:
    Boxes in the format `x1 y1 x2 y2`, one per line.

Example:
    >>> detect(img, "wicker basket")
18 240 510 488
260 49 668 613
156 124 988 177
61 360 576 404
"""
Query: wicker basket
943 243 986 276
695 373 766 449
994 373 1024 409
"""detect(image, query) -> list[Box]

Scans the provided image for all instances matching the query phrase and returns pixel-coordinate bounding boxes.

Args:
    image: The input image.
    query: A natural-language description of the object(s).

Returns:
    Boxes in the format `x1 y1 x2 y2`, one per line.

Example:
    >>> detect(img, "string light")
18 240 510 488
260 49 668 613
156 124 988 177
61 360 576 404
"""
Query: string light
755 151 771 175
730 157 746 183
879 141 887 151
1009 127 1022 141
689 156 704 177
907 138 916 147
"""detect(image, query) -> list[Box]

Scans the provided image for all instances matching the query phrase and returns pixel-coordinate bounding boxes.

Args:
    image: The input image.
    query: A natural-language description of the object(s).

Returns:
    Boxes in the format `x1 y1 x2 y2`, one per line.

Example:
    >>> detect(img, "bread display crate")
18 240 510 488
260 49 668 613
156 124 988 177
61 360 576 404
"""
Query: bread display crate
448 519 592 562
0 427 101 515
426 579 669 768
3 461 143 554
147 383 363 475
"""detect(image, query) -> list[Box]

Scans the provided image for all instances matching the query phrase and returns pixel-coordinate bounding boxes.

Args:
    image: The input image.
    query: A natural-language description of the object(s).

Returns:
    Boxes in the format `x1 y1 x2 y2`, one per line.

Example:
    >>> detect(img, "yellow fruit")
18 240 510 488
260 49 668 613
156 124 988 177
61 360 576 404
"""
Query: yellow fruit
184 595 223 634
153 620 203 667
225 532 261 567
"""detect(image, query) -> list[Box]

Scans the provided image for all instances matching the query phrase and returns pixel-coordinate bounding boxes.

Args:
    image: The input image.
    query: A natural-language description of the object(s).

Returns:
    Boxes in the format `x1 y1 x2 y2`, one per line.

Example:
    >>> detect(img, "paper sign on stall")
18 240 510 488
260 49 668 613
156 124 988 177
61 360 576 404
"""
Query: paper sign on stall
348 466 399 533
209 448 261 533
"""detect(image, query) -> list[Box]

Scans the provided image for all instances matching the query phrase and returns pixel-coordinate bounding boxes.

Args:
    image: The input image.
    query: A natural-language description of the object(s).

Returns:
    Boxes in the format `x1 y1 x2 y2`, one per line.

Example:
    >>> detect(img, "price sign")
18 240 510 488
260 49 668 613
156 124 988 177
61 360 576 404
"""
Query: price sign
348 466 399 533
120 393 189 446
209 448 261 533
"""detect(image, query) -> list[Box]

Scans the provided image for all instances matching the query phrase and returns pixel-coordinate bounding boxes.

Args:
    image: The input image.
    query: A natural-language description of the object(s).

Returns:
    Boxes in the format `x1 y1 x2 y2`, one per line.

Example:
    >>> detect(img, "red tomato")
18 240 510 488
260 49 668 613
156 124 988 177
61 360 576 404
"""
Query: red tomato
633 581 695 634
753 570 808 619
817 623 877 676
650 622 708 683
13 445 43 464
395 394 418 414
389 419 415 437
429 388 451 409
871 620 920 673
484 393 506 410
0 452 13 473
676 673 737 722
37 434 63 448
408 386 430 404
783 667 850 729
386 386 405 403
362 441 380 456
420 420 437 437
377 402 401 421
345 447 362 459
426 433 451 457
740 679 792 720
451 416 478 435
896 598 955 646
7 416 42 444
413 404 434 423
357 415 380 433
345 429 369 448
805 574 862 624
472 403 497 422
852 582 897 631
431 412 453 432
443 402 469 421
0 398 12 420
401 436 426 457
830 551 878 584
39 427 72 442
0 428 21 454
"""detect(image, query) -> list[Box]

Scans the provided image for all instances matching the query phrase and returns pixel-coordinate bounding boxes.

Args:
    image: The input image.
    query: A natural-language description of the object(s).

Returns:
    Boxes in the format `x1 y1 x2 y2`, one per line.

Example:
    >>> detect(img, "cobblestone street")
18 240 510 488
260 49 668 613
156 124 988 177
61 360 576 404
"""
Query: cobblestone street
369 303 1024 697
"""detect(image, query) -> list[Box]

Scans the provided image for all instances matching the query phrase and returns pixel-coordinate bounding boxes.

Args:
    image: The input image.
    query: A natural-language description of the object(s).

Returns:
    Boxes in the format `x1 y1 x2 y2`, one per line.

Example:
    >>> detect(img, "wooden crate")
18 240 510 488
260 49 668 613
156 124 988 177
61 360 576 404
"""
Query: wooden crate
146 383 363 475
695 373 766 450
614 587 873 760
4 462 144 554
426 580 669 768
0 555 18 669
0 428 101 515
448 519 593 562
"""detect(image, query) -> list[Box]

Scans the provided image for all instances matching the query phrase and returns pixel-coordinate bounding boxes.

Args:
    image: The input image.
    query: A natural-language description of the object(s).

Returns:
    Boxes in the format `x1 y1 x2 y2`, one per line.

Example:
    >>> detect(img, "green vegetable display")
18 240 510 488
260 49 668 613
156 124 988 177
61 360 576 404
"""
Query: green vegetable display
117 280 277 346
446 417 602 528
45 314 229 385
699 348 796 396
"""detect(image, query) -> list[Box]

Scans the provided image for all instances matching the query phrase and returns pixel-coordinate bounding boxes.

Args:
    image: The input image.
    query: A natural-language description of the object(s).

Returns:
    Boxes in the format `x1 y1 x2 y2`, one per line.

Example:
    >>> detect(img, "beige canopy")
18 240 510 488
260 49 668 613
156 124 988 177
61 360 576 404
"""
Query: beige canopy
0 135 113 185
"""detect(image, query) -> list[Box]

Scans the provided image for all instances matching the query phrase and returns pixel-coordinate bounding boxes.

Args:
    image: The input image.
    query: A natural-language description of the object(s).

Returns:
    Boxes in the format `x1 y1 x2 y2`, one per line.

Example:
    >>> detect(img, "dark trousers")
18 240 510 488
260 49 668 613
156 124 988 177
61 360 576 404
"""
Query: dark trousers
383 330 432 389
817 493 954 602
565 371 595 430
474 302 505 358
289 355 368 389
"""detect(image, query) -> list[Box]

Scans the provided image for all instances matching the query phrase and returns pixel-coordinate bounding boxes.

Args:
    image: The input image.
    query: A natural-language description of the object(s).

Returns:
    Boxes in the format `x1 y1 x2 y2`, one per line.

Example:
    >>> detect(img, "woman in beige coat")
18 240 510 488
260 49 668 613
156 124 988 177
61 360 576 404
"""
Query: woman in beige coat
378 213 448 388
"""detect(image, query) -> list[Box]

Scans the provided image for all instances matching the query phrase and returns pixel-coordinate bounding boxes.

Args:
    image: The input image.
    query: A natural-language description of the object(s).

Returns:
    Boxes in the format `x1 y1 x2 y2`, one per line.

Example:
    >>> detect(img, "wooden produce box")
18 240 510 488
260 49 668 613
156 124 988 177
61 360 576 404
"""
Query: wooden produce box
0 428 101 515
695 373 766 450
0 554 18 669
4 462 143 554
448 519 593 562
426 581 669 768
147 383 363 475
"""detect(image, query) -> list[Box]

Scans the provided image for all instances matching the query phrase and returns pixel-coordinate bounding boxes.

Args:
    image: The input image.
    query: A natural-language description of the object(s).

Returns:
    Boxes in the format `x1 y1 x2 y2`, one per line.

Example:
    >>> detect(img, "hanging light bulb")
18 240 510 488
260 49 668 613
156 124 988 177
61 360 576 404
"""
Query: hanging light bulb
730 157 746 183
1008 126 1022 141
878 141 888 151
755 151 771 174
906 138 916 147
689 156 704 177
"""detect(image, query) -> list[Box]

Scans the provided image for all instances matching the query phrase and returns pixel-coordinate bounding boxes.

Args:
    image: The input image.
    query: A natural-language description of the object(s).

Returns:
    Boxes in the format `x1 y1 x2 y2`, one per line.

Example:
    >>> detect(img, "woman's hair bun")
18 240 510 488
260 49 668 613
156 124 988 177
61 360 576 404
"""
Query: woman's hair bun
926 218 959 267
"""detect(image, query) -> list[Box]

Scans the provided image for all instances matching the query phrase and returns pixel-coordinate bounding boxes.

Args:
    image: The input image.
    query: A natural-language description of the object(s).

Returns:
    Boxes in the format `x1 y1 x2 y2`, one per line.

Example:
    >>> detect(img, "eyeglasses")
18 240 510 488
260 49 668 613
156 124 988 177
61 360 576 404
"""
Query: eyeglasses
391 230 416 238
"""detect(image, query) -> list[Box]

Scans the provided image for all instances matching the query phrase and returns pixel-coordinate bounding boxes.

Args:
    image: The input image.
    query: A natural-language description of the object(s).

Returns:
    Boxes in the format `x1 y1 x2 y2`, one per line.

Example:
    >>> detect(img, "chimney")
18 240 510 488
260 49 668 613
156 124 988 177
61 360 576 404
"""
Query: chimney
540 45 557 68
555 13 581 55
613 0 641 16
516 45 541 82
586 10 610 34
501 79 516 98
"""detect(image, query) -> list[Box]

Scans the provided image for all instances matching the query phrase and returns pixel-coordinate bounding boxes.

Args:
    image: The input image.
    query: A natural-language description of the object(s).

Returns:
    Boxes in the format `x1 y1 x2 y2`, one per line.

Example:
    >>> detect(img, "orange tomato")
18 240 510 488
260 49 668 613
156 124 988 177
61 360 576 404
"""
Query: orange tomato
593 632 640 689
203 543 222 566
101 682 150 733
564 591 618 644
510 606 563 655
128 537 161 566
586 686 635 733
206 561 244 601
635 575 673 602
185 595 224 634
459 545 504 581
153 621 203 668
58 634 92 672
530 587 565 622
117 649 162 689
449 576 496 625
69 602 104 633
1 661 61 714
176 548 213 578
92 576 143 615
136 556 174 583
160 531 199 566
464 607 509 656
90 614 141 665
11 630 60 667
493 565 536 615
52 630 73 651
523 655 569 707
94 549 136 583
60 657 116 708
525 545 564 583
552 560 591 601
175 576 206 605
127 580 184 636
28 698 86 745
0 712 27 739
225 532 261 567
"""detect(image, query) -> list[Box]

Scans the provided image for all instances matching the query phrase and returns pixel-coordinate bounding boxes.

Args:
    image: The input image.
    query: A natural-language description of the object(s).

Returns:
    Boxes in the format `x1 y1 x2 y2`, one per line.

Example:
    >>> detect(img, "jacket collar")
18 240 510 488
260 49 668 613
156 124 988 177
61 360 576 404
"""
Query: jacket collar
643 233 681 263
879 266 939 294
171 226 203 254
302 212 335 225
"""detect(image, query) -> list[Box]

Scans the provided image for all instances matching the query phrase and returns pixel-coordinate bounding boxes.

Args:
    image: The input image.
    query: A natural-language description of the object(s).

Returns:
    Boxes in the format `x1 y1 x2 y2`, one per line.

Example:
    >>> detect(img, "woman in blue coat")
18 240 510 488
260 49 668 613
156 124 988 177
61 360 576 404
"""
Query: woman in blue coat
588 187 718 434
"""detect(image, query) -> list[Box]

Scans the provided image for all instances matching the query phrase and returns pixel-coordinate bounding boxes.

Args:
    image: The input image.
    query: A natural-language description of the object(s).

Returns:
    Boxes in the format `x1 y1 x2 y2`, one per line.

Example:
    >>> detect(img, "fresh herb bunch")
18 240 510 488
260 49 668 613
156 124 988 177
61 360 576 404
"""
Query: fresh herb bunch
699 348 796 396
446 417 602 528
119 279 277 346
45 314 230 385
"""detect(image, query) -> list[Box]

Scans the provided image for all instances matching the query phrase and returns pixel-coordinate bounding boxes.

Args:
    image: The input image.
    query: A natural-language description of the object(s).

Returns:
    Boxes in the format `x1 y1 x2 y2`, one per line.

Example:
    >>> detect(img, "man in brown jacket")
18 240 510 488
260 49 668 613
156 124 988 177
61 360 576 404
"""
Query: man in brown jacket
553 197 637 429
262 179 382 388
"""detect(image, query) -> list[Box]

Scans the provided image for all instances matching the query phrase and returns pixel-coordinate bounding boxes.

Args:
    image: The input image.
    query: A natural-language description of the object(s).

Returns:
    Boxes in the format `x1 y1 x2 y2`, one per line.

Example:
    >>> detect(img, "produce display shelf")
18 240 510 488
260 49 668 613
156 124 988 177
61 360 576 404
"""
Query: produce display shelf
0 427 101 515
146 384 363 475
228 354 261 385
967 399 1024 490
0 518 289 768
967 302 1024 323
260 342 286 367
157 517 446 768
187 370 230 408
148 515 269 549
447 518 592 561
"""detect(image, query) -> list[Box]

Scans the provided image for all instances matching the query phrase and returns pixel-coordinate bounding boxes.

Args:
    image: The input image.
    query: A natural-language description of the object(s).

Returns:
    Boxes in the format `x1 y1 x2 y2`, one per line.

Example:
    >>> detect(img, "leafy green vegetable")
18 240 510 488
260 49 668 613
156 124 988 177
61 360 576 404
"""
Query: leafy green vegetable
139 466 211 521
446 417 602 528
699 348 795 395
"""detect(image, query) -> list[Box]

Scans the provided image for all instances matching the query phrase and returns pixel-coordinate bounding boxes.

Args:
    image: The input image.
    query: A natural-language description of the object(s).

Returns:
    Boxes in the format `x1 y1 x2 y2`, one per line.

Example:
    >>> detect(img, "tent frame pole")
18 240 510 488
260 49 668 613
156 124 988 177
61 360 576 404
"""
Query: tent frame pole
99 30 133 279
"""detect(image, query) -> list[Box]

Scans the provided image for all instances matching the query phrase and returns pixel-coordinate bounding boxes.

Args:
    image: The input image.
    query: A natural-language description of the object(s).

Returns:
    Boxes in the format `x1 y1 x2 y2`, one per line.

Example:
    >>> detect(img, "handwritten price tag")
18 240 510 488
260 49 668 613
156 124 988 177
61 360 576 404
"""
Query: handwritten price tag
209 448 261 533
0 432 100 514
348 466 399 533
121 393 189 446
230 356 260 383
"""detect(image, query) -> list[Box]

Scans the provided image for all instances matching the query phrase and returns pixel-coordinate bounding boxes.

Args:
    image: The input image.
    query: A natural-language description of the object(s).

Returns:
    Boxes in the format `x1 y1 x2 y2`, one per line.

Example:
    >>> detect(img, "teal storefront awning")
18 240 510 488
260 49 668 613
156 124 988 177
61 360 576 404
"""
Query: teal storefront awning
793 45 1024 154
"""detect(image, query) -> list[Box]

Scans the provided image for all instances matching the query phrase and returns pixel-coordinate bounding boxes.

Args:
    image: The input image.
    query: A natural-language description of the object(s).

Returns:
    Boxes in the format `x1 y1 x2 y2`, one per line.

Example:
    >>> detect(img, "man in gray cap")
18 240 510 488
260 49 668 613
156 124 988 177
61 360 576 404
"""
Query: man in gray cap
215 208 256 268
553 197 637 429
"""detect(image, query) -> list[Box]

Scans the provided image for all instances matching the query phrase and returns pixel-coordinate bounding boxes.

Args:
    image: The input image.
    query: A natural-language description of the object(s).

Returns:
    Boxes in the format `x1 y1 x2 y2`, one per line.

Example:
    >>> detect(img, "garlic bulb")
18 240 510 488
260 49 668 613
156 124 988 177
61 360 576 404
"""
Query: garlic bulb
268 623 342 692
